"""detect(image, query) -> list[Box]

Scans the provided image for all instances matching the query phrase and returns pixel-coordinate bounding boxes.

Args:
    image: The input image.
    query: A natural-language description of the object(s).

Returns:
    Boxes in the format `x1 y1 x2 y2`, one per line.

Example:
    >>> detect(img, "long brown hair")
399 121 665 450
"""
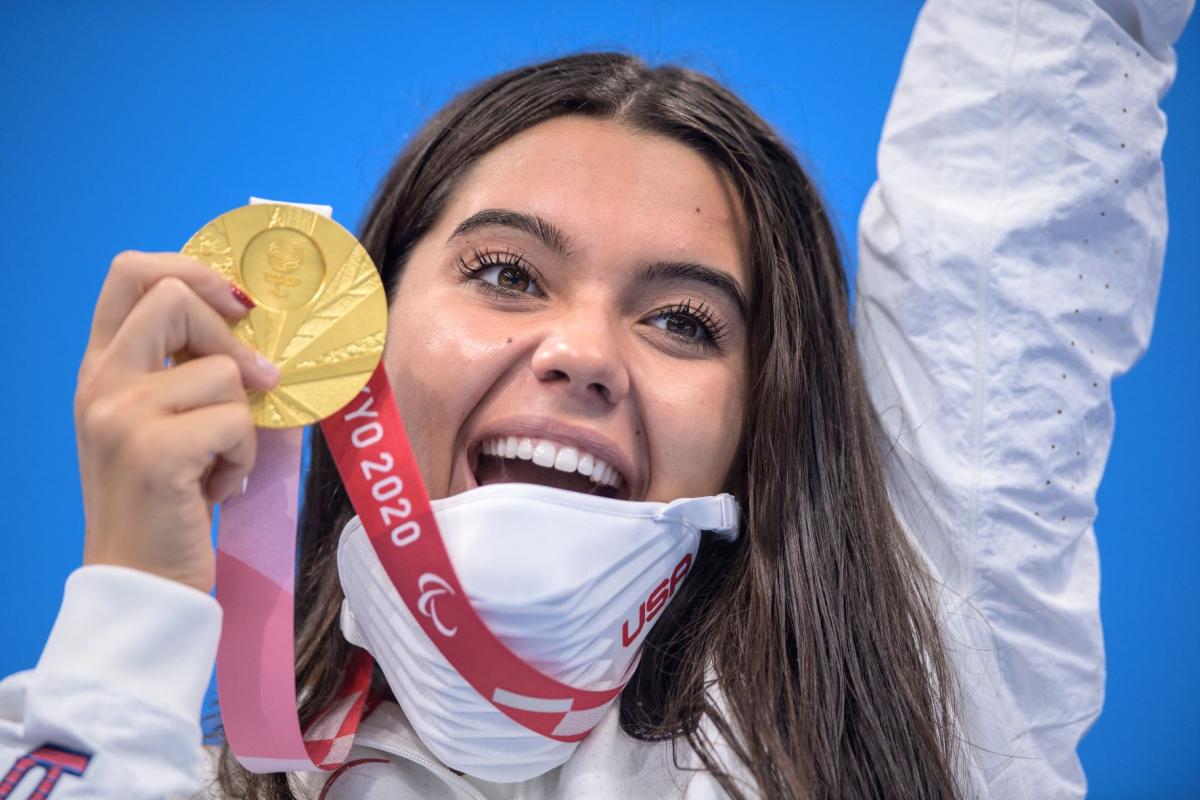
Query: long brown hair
215 52 961 799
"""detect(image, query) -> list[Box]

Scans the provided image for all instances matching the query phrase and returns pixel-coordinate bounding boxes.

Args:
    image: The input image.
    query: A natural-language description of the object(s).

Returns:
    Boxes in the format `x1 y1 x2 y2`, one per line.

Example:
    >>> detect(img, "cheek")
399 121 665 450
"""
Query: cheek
381 282 513 494
642 364 745 500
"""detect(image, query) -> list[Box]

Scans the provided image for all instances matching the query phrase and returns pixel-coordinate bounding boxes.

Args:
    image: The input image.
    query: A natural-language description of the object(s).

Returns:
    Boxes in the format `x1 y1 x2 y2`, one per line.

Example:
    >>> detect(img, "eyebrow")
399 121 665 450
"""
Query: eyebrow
449 207 747 321
448 208 574 259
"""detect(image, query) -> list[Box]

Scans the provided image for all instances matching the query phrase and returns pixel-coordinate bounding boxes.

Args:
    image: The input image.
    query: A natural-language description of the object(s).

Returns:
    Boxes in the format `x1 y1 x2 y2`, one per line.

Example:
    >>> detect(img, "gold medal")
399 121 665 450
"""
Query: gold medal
181 203 388 428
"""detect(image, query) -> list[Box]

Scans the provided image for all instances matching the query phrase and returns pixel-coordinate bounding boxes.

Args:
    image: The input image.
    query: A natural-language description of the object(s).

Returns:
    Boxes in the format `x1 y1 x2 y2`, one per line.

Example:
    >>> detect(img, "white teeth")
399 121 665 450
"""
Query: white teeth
532 440 556 468
480 436 623 488
554 447 578 472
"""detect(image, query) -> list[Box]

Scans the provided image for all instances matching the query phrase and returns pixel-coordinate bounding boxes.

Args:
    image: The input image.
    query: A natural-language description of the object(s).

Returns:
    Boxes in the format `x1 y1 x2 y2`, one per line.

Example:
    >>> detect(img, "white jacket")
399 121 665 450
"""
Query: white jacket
0 0 1189 797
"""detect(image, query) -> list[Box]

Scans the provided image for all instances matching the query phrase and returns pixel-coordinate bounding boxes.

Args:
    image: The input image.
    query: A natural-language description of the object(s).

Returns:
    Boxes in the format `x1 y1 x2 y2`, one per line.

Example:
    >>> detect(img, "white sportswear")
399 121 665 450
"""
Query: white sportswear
0 0 1190 796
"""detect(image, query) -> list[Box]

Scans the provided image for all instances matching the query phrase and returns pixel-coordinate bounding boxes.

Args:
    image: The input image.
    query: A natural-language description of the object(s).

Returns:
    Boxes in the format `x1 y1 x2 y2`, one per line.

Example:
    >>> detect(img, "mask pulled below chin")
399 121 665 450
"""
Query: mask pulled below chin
337 481 740 783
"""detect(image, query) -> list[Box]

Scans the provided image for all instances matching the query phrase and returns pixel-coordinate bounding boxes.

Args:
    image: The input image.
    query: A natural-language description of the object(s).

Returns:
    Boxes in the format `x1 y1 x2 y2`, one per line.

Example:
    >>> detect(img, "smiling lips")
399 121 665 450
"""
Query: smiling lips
477 436 625 494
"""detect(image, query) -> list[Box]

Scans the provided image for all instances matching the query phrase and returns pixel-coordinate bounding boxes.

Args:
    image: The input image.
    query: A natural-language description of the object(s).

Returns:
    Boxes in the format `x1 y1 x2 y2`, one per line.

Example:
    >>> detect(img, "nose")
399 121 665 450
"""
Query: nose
529 310 631 406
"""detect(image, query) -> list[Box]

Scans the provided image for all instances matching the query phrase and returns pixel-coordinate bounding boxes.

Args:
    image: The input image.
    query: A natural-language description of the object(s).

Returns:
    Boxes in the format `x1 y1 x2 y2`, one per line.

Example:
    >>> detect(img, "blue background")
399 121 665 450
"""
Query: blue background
0 3 1194 796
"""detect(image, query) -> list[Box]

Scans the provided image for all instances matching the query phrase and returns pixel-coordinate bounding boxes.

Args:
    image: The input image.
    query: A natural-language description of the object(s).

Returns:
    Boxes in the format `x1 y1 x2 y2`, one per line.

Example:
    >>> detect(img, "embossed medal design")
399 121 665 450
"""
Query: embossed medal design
182 203 387 428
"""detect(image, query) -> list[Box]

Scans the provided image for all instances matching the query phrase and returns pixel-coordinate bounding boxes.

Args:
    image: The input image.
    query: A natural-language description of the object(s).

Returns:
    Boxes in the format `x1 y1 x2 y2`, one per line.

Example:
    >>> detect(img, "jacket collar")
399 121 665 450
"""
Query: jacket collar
309 700 711 799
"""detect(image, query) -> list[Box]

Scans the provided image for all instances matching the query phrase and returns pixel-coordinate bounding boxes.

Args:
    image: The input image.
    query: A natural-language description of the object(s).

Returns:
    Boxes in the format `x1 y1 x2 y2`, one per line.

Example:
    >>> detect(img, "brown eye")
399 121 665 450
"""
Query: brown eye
648 306 713 346
470 262 538 295
664 313 699 338
496 265 530 292
645 300 723 352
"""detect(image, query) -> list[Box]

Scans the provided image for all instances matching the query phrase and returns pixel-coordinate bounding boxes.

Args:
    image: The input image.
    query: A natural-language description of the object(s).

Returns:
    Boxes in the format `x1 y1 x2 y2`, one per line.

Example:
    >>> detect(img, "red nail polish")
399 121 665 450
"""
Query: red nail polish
231 285 255 310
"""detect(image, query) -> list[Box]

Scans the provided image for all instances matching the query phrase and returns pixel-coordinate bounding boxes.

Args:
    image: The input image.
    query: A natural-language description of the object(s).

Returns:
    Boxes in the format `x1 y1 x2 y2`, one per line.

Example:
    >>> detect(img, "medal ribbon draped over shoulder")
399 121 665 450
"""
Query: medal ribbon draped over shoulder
192 200 627 774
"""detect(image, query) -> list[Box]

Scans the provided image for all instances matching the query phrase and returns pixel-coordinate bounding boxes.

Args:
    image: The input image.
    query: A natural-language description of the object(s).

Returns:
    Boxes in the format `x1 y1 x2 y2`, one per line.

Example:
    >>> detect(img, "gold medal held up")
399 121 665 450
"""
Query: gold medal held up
181 203 387 428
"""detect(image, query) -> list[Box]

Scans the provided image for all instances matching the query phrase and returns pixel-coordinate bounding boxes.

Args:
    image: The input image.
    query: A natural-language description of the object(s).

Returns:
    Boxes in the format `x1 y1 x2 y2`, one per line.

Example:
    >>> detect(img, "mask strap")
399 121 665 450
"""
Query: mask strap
657 494 740 541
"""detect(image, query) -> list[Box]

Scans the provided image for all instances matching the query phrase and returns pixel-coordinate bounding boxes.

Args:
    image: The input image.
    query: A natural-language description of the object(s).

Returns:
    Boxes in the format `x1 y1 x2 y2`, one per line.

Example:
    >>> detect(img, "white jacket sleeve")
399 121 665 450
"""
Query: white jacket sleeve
854 0 1190 797
0 566 221 798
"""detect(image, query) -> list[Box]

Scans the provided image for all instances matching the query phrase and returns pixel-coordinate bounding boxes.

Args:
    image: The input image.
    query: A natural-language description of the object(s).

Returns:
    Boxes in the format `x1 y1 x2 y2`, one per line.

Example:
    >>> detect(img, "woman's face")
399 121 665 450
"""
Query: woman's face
383 116 749 504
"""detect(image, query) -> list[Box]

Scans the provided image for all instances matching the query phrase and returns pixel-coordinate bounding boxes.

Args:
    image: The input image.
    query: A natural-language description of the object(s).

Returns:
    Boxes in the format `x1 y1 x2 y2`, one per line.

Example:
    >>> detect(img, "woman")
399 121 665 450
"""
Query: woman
0 1 1188 798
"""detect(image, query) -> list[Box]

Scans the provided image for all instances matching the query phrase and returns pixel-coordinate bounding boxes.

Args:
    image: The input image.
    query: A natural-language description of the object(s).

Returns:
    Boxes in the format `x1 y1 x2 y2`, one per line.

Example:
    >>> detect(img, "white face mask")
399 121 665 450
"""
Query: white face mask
337 481 739 783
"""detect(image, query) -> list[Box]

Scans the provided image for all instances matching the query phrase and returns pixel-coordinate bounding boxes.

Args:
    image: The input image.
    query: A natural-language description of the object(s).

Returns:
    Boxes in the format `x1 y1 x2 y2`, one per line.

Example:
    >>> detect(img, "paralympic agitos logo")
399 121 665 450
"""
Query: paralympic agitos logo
621 553 692 648
417 572 458 637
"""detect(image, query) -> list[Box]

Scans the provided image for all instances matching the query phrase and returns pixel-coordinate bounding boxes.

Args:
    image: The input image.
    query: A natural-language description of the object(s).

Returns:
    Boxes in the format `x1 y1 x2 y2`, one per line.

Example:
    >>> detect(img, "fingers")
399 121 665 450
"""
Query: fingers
151 401 258 505
141 355 250 414
89 251 251 352
104 276 279 391
78 355 248 451
76 251 271 592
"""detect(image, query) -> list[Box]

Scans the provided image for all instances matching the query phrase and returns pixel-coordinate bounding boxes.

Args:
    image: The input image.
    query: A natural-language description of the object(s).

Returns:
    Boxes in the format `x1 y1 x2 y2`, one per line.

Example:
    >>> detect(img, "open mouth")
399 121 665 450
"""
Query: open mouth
470 436 629 500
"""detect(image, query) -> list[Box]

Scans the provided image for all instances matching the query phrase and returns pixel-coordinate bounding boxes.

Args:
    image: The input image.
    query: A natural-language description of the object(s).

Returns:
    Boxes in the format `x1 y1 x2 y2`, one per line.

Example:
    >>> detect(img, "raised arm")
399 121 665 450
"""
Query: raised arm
855 0 1190 796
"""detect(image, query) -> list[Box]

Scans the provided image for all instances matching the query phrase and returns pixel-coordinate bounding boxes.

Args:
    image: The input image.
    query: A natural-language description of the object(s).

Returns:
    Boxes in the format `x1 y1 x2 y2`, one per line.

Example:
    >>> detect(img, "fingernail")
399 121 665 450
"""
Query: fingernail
240 476 249 496
256 353 281 381
231 284 256 310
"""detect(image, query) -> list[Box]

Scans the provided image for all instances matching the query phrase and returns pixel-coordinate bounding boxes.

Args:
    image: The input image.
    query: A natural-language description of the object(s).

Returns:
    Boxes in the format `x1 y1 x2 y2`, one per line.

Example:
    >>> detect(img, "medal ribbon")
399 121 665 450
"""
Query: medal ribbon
216 362 626 774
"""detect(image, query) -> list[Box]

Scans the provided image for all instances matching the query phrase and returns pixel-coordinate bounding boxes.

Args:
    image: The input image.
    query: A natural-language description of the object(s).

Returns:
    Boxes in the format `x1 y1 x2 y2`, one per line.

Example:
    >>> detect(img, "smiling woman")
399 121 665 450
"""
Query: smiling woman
252 55 960 800
387 118 750 507
0 1 1188 798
